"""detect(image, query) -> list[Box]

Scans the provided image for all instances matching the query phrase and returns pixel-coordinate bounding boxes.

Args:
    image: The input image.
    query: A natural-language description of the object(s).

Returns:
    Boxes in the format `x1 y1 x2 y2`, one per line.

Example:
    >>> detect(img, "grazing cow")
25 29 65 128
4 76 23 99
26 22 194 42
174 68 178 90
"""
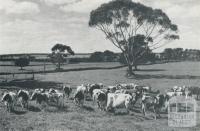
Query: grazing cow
107 86 117 93
116 83 128 89
76 84 88 101
47 89 65 107
106 93 133 113
187 86 200 100
142 86 152 92
51 92 65 107
172 86 182 92
117 83 138 90
74 90 85 106
182 87 193 98
87 83 103 97
17 90 29 109
141 93 169 119
34 88 45 93
76 84 88 94
30 92 49 104
48 88 59 94
92 89 107 110
166 91 176 98
96 92 107 110
63 85 72 98
166 90 183 98
1 92 17 112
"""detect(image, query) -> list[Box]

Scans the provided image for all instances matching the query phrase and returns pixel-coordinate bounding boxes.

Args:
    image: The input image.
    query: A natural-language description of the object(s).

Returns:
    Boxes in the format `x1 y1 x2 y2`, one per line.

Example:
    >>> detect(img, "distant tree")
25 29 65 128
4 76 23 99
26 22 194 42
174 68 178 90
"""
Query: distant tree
163 48 174 61
89 52 104 62
49 43 74 70
119 49 156 67
15 57 30 70
173 48 183 60
89 0 179 75
103 50 117 62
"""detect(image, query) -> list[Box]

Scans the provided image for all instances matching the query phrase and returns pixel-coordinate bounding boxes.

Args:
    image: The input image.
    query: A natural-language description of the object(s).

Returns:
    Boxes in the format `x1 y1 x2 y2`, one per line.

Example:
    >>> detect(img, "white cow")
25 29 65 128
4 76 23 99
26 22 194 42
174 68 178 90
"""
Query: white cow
106 93 132 113
77 84 88 94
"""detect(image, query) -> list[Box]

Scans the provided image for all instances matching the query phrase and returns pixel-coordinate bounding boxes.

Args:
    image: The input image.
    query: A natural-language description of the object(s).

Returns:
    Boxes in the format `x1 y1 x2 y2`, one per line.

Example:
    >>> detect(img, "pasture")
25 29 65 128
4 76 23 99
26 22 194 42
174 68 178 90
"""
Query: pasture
0 61 200 131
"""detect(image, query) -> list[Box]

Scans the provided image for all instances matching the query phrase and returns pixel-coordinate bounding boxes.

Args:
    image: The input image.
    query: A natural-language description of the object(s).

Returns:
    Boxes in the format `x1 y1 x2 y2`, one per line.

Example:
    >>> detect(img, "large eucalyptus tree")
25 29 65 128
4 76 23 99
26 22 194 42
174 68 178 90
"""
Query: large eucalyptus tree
89 0 179 75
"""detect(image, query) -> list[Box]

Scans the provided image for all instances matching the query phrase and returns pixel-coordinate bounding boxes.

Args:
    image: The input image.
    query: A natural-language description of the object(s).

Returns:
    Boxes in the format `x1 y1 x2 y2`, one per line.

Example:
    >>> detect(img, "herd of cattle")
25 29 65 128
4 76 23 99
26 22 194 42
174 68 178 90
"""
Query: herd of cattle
1 83 200 119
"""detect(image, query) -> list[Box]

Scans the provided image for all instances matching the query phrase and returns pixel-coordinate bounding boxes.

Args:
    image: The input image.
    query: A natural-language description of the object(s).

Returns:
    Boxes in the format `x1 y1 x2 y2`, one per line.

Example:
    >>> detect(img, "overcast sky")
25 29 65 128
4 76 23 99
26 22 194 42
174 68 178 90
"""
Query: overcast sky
0 0 199 54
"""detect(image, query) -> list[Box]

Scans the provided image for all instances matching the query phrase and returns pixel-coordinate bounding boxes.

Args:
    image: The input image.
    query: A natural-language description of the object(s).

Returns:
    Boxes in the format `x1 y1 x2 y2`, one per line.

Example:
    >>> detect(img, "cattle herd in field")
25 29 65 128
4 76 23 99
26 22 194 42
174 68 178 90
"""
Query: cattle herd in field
1 83 200 119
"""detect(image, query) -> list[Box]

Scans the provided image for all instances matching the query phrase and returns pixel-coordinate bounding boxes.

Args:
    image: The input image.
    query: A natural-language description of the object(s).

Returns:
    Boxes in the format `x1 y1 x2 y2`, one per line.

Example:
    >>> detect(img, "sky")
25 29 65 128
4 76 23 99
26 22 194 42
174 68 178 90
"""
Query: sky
0 0 199 54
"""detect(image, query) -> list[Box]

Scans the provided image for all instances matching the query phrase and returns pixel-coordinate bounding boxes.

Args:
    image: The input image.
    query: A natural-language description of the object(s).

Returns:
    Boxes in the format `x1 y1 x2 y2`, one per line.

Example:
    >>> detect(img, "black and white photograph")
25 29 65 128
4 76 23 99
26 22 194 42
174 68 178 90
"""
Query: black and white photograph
0 0 199 131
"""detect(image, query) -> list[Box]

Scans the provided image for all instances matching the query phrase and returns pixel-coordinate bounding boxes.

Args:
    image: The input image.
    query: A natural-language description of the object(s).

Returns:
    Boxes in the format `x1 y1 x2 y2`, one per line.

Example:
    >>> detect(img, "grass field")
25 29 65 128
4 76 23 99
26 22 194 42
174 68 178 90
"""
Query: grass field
0 61 200 131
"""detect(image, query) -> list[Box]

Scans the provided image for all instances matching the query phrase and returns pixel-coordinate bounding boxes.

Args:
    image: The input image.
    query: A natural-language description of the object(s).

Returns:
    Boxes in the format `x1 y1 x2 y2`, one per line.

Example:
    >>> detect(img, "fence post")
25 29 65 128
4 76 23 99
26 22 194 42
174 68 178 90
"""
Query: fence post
32 71 35 80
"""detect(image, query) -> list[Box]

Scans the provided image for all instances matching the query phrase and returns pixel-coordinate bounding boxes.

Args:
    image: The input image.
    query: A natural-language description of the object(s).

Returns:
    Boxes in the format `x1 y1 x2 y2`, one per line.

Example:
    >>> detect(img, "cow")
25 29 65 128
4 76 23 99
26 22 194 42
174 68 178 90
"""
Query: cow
186 86 200 100
48 89 65 107
76 84 88 94
51 92 65 108
74 90 85 106
30 91 49 104
34 88 45 93
107 86 117 93
166 90 183 98
172 86 182 92
141 93 169 119
87 83 103 97
48 88 59 94
116 83 128 89
116 83 138 90
63 85 72 98
92 89 107 110
1 91 17 112
17 90 29 109
106 93 133 113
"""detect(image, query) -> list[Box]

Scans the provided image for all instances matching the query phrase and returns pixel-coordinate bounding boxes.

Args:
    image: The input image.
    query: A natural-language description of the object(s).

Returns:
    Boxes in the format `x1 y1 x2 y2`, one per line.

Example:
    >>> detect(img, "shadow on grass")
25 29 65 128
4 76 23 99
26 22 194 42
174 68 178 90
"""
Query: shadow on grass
130 108 141 113
0 80 62 89
44 102 69 113
82 105 95 112
12 109 27 115
28 105 41 112
130 113 152 120
135 69 166 72
128 74 200 80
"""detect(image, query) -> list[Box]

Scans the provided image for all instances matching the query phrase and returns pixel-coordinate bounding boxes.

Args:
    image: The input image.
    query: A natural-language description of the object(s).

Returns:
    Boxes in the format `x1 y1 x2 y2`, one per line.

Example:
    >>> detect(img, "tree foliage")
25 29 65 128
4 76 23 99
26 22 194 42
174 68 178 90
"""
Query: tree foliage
89 0 179 75
89 50 117 62
49 43 74 70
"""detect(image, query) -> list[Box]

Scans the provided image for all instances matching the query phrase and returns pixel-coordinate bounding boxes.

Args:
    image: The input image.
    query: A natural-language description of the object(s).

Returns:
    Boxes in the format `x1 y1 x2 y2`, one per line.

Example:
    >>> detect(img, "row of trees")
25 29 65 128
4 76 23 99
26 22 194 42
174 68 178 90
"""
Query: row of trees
162 48 200 61
89 50 118 62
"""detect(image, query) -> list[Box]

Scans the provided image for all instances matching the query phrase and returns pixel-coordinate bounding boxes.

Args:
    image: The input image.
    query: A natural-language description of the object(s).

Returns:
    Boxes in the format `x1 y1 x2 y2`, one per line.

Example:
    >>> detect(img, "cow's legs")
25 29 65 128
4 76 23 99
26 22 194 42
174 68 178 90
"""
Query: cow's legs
153 105 158 120
142 103 146 116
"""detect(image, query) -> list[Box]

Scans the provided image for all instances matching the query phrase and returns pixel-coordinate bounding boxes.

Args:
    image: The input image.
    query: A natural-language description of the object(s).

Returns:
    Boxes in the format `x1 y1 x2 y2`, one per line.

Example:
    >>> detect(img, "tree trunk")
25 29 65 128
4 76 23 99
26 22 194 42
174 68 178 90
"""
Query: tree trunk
134 65 138 71
58 62 61 70
20 66 23 70
127 64 134 76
